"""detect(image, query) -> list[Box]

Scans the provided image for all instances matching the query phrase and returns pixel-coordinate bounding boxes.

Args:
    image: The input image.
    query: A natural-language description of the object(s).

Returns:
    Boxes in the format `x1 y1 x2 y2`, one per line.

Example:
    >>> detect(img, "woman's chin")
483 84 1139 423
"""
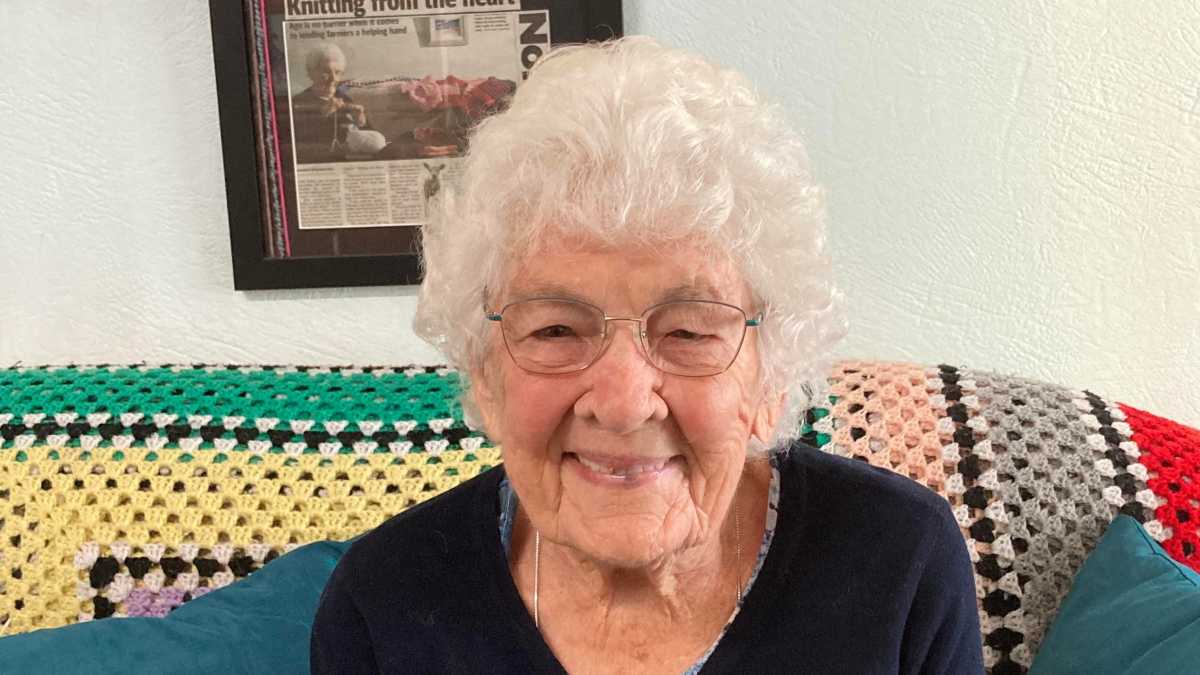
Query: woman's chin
554 511 697 570
565 528 678 570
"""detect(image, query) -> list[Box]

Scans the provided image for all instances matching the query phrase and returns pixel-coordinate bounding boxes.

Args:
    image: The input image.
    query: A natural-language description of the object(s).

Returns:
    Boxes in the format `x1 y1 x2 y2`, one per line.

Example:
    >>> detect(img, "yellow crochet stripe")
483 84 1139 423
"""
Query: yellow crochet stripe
0 445 498 636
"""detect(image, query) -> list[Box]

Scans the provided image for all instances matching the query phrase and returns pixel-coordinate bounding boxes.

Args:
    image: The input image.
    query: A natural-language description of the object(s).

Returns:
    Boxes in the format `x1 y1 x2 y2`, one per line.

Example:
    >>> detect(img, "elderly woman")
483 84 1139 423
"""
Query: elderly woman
291 43 377 163
310 38 983 674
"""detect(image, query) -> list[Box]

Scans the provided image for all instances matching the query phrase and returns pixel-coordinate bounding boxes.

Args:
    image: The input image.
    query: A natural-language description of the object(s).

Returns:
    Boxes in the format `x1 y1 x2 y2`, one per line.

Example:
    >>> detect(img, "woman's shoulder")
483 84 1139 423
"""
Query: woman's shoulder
767 443 972 616
312 466 531 672
776 441 952 527
749 450 980 673
335 465 506 593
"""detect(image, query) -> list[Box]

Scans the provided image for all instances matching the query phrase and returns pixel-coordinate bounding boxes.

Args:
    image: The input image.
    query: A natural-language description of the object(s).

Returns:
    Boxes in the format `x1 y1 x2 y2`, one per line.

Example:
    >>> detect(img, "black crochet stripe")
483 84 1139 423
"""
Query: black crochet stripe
937 365 992 506
0 420 474 452
937 365 1026 675
937 365 985 481
1081 390 1147 523
85 547 283 620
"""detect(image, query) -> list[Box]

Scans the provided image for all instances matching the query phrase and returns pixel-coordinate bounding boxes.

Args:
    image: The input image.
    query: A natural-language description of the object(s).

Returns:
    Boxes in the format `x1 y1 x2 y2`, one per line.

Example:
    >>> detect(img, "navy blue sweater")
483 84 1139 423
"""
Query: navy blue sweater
311 444 984 673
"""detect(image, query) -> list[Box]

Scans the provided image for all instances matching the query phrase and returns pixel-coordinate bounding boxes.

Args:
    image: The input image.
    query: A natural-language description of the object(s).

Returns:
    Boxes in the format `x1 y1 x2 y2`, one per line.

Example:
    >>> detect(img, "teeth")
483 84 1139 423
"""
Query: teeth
576 455 669 477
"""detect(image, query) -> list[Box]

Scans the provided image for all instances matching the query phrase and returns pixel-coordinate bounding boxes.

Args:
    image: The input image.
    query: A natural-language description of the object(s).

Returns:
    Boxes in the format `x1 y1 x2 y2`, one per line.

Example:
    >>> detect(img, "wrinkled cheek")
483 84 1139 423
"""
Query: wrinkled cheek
494 375 577 509
688 440 746 496
501 447 550 512
508 410 560 452
674 404 757 520
496 378 569 452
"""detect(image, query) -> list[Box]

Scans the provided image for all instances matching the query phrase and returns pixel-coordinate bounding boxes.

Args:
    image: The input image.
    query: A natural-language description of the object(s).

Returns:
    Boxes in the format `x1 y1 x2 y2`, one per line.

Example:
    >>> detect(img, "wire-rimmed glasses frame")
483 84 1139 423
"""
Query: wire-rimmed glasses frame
484 297 763 377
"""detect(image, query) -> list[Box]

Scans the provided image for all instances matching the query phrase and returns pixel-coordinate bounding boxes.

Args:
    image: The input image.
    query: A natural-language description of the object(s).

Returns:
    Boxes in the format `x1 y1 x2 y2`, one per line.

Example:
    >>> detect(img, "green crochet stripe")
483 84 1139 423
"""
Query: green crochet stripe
0 365 480 453
0 365 464 422
0 365 834 453
799 395 836 448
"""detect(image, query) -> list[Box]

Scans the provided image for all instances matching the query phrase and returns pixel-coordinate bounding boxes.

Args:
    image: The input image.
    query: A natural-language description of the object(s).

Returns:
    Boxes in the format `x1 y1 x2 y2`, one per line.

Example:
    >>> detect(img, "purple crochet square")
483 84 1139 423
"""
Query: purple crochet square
123 587 187 618
124 588 156 618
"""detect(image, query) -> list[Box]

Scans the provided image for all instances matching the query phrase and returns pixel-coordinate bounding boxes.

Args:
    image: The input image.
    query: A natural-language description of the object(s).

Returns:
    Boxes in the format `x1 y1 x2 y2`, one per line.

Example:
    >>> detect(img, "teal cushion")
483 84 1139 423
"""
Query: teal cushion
1029 515 1200 674
0 540 349 674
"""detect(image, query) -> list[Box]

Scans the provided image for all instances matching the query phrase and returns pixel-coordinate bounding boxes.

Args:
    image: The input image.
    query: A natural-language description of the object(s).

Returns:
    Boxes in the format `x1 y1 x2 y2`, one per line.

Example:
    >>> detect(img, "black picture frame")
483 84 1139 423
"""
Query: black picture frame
208 0 623 291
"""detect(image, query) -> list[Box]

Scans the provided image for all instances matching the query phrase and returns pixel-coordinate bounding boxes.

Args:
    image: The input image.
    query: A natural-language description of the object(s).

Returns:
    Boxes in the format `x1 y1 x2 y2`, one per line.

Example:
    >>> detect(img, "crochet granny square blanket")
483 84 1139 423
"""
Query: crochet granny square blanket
0 361 1197 675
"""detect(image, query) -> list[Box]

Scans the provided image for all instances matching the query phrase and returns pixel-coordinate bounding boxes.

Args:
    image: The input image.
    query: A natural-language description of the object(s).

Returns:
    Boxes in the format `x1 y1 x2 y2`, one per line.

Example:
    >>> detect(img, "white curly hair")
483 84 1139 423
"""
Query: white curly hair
304 43 346 78
413 36 846 449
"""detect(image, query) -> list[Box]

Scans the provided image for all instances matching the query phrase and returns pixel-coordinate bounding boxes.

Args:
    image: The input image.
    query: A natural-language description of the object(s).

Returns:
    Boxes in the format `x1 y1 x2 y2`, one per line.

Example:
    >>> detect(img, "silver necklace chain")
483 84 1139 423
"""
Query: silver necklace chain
533 527 541 627
532 508 742 629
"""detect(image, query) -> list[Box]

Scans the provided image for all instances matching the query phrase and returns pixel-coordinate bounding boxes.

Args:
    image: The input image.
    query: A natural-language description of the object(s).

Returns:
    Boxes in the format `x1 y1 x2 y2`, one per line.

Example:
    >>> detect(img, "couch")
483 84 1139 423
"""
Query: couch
0 360 1196 673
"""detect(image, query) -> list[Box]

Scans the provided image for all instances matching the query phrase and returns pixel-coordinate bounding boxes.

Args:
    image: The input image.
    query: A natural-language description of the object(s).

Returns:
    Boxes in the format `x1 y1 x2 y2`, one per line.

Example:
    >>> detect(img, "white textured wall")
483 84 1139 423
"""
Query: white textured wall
0 3 443 368
638 1 1200 426
1 2 1197 425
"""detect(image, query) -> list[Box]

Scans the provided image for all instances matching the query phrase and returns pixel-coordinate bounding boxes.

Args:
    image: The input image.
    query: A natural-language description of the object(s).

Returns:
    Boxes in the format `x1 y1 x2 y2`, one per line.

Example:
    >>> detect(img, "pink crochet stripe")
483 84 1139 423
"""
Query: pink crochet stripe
259 0 292 256
825 361 949 497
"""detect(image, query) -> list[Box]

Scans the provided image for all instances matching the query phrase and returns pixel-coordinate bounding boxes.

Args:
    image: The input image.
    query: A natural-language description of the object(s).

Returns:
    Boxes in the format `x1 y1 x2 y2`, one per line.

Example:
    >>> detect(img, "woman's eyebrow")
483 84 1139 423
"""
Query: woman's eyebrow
504 282 732 305
657 283 730 303
505 283 591 303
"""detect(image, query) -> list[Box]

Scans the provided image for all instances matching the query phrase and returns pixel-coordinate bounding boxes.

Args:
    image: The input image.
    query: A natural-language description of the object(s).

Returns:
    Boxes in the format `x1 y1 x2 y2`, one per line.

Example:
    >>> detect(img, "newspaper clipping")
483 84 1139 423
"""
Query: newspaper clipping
282 2 550 229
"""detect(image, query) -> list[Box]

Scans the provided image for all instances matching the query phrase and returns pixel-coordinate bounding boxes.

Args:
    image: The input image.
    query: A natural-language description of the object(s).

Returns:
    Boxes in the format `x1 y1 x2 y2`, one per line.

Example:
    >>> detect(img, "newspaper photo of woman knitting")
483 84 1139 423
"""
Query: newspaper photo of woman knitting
287 41 514 165
281 12 530 229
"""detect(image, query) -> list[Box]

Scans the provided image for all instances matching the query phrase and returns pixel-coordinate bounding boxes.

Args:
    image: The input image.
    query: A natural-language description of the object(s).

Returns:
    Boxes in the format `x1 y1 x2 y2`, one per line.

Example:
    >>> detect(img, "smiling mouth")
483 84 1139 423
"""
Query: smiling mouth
564 452 676 478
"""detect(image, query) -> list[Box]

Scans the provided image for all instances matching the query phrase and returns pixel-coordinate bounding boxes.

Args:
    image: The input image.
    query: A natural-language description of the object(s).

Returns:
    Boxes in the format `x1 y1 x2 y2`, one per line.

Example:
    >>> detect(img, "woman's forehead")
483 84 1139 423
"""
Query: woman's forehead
501 243 751 308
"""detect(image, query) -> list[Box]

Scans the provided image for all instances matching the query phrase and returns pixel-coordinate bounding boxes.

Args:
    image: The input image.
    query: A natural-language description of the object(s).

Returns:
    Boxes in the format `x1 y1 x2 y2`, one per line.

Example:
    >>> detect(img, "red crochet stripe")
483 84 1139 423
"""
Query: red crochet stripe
1119 403 1200 572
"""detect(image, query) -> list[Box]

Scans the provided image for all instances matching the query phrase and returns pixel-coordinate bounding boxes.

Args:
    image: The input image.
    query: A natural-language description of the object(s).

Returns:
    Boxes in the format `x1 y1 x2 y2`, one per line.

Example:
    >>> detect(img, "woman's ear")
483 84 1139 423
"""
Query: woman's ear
750 391 786 445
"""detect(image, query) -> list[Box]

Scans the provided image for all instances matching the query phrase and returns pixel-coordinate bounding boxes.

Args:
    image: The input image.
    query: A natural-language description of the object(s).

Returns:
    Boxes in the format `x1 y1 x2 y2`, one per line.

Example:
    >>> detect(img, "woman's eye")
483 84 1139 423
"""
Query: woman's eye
532 325 576 339
665 329 707 341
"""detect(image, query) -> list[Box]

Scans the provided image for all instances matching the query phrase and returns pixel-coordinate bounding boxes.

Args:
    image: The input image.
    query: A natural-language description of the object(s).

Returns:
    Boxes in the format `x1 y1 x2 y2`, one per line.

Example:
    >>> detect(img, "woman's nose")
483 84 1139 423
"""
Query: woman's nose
573 324 667 433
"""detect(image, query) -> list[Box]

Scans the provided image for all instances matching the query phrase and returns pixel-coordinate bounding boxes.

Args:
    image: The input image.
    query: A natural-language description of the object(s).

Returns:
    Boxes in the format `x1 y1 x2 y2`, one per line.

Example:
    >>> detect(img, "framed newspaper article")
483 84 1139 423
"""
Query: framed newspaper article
208 0 623 290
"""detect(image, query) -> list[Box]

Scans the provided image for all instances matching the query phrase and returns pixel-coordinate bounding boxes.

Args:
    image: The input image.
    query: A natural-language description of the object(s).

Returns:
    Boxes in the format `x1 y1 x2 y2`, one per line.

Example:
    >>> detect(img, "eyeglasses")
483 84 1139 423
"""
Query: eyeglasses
484 298 763 377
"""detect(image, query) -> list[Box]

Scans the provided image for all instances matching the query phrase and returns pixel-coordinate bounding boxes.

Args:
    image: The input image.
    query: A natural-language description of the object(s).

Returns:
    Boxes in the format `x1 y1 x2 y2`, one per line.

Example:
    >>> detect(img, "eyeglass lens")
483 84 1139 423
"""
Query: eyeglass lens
497 299 749 376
